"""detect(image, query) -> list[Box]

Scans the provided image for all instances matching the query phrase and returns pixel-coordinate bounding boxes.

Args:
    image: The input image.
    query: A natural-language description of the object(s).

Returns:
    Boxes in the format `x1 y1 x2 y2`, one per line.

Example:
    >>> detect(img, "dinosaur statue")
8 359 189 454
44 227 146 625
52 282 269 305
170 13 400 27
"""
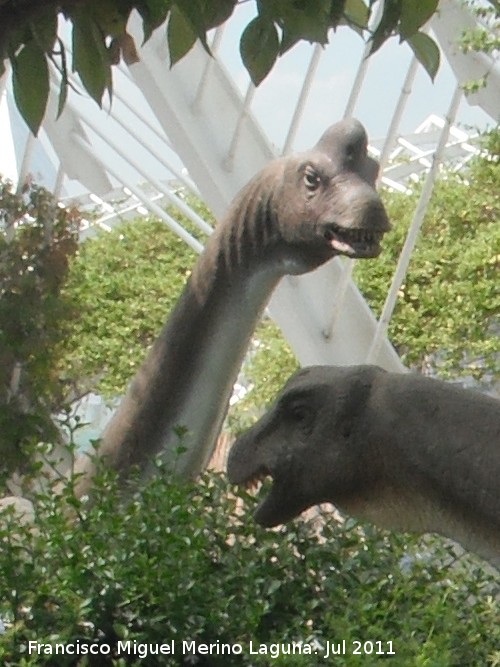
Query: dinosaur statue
74 119 391 494
227 365 500 570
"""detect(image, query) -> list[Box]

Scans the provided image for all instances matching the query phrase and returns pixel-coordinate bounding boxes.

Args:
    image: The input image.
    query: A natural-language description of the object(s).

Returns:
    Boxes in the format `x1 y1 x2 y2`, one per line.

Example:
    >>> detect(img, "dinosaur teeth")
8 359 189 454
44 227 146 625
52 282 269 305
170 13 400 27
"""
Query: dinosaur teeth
247 479 262 493
245 470 269 493
325 223 384 257
325 224 381 245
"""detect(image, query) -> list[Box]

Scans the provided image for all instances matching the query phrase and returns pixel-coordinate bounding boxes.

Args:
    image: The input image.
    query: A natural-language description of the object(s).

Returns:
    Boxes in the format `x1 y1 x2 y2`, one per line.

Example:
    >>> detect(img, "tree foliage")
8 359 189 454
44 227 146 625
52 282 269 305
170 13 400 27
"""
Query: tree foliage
0 180 81 481
1 0 478 136
355 128 500 383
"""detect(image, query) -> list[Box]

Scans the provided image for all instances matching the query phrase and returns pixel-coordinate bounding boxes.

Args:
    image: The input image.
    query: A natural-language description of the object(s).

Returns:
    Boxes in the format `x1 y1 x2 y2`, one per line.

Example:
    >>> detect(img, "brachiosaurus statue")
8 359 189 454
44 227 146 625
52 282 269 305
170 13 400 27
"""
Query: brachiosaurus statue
74 119 390 494
227 365 500 569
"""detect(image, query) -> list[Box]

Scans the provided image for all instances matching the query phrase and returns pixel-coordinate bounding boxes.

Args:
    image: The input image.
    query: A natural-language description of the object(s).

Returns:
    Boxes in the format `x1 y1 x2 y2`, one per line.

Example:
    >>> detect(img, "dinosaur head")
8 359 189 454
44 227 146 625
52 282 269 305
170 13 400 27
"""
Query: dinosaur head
214 118 390 278
227 365 383 527
272 118 391 273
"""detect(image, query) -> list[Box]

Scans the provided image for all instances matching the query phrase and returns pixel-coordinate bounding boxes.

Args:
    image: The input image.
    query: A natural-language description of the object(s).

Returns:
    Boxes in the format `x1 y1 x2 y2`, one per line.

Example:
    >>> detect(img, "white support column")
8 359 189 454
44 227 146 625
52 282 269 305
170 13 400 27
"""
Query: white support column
107 85 199 194
192 27 225 113
72 105 213 237
431 0 499 123
343 0 384 118
16 132 36 191
378 55 420 172
282 44 323 155
224 82 256 170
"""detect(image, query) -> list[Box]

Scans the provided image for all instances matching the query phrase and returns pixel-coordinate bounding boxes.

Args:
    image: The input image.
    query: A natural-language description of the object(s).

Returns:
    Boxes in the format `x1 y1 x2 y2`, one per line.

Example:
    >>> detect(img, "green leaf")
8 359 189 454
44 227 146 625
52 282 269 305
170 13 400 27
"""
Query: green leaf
88 0 130 37
138 0 172 43
172 0 210 52
11 42 49 136
167 5 198 67
29 12 58 52
56 39 69 120
368 0 402 55
279 1 331 54
72 12 111 106
400 0 439 39
57 77 69 121
240 16 280 86
267 579 282 595
329 0 348 26
201 0 236 30
408 31 440 81
343 0 370 34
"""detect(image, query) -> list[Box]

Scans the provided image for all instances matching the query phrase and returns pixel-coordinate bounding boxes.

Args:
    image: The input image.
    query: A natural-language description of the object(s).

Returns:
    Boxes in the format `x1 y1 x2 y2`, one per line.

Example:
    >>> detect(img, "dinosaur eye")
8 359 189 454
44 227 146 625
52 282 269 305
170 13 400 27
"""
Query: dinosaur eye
280 396 314 434
288 403 311 423
303 167 321 191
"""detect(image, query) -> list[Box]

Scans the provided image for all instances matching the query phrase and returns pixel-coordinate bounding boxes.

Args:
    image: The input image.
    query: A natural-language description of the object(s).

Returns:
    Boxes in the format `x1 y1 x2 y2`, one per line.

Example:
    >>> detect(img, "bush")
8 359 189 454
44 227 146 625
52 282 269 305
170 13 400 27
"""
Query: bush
0 452 498 666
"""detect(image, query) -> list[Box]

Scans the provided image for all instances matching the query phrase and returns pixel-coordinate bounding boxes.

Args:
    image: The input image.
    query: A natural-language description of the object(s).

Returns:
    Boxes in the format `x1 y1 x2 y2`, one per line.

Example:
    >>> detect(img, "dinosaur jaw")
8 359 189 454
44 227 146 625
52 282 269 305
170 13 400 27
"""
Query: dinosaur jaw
324 223 386 258
232 463 306 528
254 477 302 527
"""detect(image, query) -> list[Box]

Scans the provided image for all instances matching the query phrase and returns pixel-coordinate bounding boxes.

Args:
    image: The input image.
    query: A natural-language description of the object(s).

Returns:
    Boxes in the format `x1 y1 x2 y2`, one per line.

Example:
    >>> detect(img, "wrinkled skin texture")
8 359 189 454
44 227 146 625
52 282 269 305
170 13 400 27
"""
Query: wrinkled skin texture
228 365 500 569
75 120 390 495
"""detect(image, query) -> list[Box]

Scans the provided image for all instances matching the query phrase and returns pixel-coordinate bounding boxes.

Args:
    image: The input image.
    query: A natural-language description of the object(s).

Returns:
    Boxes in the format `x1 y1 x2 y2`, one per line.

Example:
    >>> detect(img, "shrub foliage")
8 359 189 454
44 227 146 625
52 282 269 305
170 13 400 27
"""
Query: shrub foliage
1 457 499 666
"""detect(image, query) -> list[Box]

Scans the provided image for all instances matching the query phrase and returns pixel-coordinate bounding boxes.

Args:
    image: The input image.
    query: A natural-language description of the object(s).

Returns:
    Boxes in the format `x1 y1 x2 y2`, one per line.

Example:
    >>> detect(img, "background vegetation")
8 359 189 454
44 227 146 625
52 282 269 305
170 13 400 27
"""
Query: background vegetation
355 128 500 383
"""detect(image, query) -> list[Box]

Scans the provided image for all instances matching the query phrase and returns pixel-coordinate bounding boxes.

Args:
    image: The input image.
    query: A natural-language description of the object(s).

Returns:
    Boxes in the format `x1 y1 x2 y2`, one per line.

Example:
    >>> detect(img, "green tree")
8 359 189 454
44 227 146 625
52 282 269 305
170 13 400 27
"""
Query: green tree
355 128 500 383
0 179 81 481
0 0 470 136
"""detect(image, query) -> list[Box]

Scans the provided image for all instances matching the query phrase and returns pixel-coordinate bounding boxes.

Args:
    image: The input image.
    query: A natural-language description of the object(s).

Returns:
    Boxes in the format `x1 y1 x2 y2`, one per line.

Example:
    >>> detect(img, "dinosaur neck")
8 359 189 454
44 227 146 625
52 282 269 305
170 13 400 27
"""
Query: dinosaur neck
344 484 500 571
80 170 287 485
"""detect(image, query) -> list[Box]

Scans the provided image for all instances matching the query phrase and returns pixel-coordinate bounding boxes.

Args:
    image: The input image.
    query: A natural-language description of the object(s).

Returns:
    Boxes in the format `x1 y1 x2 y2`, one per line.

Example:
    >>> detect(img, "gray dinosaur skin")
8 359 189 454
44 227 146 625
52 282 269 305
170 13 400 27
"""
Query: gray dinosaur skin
74 119 390 495
227 365 500 569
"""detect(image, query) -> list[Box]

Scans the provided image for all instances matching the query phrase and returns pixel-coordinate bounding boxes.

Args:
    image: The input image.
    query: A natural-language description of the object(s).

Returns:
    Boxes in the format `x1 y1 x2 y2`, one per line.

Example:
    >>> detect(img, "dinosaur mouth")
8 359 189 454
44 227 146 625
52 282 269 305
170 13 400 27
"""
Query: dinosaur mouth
237 465 287 527
324 223 385 258
231 462 310 528
243 466 271 494
230 464 275 519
